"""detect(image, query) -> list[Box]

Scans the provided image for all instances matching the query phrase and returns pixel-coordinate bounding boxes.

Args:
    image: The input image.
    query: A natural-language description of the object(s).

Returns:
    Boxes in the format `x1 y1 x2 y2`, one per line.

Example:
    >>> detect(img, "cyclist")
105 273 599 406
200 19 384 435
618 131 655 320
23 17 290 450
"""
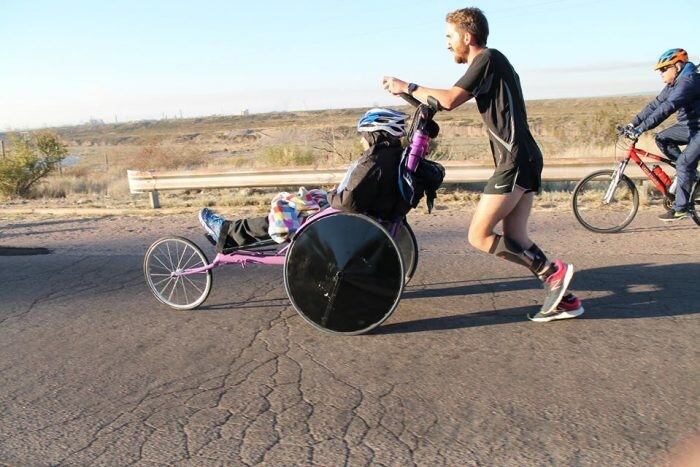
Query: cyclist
382 7 581 322
199 108 443 247
625 48 700 222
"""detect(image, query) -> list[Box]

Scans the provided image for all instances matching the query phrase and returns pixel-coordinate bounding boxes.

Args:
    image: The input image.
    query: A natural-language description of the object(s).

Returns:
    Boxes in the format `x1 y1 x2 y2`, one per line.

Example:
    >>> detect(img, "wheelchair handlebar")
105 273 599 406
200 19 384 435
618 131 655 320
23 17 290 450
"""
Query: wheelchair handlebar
398 93 443 113
399 92 422 108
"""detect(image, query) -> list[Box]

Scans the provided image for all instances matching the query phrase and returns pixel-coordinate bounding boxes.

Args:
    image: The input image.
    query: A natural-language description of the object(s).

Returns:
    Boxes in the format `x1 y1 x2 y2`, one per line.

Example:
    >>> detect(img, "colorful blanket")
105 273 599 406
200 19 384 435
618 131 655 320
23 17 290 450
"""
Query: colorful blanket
267 188 329 243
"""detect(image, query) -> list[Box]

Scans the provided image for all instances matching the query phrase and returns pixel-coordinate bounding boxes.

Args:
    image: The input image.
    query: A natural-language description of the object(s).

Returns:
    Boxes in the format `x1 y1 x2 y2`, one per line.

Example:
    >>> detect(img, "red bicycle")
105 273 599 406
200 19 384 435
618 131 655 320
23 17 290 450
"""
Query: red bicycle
572 126 700 233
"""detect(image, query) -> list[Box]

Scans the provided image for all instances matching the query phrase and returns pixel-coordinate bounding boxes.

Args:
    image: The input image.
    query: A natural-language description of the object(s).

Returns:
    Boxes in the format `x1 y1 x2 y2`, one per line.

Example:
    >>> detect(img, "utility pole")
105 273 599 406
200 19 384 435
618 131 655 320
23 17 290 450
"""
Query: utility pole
0 140 4 159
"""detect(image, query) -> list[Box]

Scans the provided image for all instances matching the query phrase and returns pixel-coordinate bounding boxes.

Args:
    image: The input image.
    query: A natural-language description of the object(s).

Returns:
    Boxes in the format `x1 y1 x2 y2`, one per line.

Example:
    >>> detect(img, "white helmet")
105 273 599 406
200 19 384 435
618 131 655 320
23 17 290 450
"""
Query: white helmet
357 108 408 137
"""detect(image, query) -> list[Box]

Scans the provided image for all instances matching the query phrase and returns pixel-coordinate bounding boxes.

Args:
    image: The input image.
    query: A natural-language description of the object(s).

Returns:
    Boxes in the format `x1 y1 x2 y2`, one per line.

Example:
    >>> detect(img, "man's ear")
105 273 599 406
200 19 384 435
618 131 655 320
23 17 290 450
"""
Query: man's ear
462 31 471 46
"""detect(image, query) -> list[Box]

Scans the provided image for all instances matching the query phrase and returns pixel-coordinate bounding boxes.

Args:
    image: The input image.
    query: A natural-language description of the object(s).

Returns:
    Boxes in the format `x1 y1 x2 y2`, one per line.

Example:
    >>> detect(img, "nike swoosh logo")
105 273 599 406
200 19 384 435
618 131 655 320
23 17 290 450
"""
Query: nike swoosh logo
494 183 509 189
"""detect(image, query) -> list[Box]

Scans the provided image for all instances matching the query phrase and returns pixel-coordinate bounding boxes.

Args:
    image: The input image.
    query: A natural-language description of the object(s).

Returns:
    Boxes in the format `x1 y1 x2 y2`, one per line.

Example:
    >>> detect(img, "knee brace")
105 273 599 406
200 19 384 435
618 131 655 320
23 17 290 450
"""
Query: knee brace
489 235 550 276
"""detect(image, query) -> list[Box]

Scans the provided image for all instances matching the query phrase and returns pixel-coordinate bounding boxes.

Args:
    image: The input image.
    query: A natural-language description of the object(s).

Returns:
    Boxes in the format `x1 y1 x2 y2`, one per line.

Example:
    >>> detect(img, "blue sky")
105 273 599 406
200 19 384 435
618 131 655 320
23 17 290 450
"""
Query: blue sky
1 0 697 129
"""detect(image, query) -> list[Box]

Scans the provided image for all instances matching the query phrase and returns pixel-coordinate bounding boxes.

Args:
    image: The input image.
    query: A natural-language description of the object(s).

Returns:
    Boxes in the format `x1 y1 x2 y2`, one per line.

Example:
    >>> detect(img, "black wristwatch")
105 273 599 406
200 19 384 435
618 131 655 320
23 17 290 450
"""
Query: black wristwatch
407 82 418 95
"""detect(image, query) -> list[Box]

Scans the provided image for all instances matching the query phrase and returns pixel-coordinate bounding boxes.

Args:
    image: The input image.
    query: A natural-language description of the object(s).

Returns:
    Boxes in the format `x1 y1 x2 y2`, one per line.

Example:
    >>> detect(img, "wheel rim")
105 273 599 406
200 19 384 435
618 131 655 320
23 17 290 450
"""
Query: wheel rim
573 171 638 232
690 182 700 226
145 238 211 309
394 222 418 283
662 196 675 212
284 214 404 335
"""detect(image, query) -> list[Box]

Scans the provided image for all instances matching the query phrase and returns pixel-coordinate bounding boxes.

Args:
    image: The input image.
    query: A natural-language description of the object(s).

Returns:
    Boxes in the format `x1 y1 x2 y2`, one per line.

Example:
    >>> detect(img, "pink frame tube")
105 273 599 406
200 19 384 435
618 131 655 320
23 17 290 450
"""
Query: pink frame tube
177 249 286 276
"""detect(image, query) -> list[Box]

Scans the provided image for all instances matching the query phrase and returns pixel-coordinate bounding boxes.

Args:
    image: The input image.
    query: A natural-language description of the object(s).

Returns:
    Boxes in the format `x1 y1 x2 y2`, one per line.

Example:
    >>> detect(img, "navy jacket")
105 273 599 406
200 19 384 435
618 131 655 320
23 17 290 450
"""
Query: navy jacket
632 62 700 132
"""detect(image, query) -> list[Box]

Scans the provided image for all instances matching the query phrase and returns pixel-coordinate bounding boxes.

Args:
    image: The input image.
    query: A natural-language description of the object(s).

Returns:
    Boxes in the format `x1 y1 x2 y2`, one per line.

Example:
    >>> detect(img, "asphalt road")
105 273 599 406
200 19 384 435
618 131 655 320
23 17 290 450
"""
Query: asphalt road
0 209 698 466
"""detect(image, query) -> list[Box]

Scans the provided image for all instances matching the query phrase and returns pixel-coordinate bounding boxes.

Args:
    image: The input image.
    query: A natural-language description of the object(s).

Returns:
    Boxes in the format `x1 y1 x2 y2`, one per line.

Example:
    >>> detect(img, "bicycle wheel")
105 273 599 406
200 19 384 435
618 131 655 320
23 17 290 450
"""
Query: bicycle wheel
284 213 404 335
690 181 700 227
394 220 418 284
572 169 639 233
144 236 212 310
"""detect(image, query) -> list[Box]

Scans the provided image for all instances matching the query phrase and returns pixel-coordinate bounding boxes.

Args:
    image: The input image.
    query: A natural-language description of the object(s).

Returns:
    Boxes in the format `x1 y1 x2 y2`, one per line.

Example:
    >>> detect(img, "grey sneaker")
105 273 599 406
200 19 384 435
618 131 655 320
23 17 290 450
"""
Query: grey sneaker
529 293 584 322
198 208 226 242
535 259 575 319
658 210 689 222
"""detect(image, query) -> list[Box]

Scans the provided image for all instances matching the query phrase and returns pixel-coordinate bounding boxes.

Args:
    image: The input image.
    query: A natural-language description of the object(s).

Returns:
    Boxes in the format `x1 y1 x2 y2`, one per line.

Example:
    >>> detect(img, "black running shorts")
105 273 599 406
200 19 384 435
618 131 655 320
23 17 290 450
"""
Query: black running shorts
483 159 543 195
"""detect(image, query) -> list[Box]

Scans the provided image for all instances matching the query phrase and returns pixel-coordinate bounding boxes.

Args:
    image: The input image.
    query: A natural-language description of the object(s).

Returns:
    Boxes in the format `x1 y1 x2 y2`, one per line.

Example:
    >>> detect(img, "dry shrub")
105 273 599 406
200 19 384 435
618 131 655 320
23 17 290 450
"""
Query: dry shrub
124 142 207 171
260 145 315 167
106 177 131 197
32 173 112 198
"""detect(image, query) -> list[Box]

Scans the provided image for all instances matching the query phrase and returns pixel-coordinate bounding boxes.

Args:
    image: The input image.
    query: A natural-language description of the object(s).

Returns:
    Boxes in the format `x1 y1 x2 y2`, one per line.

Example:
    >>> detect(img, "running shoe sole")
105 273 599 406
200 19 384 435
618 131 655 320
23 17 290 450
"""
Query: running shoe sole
540 263 575 315
659 215 688 222
528 305 584 323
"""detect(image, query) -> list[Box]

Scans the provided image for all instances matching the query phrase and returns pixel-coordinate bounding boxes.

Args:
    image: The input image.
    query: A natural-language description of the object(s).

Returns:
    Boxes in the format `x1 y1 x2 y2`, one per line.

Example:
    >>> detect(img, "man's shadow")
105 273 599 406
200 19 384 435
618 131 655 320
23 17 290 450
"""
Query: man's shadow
377 262 700 334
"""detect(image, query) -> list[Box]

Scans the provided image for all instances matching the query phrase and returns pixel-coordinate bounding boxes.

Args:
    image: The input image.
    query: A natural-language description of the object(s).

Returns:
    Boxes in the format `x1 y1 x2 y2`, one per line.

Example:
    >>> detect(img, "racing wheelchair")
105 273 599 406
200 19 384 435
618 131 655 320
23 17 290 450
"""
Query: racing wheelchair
143 94 441 335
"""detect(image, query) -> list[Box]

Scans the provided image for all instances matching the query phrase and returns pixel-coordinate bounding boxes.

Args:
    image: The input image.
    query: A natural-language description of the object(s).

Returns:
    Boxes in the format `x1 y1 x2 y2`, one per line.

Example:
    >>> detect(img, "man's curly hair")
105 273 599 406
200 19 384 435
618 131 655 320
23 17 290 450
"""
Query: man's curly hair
446 7 489 47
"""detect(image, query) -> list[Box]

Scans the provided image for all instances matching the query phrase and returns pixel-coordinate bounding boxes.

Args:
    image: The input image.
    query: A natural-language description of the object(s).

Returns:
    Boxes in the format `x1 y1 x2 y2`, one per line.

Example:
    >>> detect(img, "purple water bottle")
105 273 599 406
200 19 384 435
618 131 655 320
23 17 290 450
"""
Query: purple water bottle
407 129 429 172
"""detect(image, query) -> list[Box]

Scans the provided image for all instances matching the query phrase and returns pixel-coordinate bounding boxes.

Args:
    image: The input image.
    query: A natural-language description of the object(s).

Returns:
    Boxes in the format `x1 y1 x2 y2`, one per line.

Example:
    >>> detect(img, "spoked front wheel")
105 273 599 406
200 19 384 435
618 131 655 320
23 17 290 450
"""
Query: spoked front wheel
143 236 212 310
572 169 639 233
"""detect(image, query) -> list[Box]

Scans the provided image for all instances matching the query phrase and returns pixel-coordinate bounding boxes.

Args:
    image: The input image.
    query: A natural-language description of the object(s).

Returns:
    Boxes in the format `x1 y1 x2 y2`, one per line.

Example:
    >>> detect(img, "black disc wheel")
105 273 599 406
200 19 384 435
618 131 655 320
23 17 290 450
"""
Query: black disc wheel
284 213 404 335
394 220 418 284
572 169 639 233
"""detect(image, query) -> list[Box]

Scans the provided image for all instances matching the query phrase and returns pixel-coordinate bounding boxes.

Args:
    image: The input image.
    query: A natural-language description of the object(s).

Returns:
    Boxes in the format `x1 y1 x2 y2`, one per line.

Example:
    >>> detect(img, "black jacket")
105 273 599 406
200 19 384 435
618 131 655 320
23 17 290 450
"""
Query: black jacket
328 140 404 219
328 140 445 219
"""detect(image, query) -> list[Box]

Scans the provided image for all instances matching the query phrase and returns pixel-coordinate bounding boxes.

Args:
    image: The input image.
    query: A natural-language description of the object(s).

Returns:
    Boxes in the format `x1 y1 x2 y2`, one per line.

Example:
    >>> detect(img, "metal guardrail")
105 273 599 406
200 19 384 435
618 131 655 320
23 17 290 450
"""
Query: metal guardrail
127 159 654 208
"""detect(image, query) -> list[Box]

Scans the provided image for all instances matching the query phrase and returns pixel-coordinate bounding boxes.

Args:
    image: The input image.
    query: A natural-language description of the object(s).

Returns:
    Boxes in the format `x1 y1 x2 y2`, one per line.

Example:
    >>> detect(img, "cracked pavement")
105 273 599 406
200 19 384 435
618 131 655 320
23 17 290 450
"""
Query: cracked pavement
0 209 698 466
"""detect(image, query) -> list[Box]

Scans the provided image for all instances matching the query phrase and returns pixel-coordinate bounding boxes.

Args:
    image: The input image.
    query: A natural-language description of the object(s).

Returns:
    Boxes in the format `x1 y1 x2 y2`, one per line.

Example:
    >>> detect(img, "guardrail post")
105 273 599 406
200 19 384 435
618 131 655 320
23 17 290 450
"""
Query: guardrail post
149 190 161 209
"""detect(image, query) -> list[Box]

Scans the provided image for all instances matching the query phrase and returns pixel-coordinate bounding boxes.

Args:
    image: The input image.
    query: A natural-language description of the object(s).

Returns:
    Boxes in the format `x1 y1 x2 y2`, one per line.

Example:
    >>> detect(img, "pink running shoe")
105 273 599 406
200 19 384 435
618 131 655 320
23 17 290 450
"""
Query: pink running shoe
531 259 575 320
529 293 584 322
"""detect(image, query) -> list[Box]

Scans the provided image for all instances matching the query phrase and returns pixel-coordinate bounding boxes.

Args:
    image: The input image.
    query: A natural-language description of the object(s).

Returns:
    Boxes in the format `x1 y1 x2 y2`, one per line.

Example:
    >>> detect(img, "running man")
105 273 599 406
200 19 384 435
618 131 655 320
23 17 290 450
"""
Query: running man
382 7 582 322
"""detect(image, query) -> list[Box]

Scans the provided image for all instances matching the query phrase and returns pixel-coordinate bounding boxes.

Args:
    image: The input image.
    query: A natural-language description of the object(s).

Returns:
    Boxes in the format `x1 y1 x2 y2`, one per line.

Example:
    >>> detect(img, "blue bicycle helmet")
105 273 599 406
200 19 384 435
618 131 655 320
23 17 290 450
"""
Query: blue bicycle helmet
357 108 408 137
654 48 688 70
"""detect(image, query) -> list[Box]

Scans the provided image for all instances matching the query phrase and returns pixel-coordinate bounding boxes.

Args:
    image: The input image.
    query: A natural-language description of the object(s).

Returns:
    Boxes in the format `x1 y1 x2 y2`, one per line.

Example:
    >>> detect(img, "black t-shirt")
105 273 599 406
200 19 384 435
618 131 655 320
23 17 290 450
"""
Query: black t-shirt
454 48 542 169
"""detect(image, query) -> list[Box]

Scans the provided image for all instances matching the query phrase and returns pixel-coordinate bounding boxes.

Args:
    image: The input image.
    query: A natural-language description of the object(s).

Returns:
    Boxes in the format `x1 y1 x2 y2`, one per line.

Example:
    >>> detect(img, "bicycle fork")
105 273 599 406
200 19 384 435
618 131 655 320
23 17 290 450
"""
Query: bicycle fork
603 160 629 204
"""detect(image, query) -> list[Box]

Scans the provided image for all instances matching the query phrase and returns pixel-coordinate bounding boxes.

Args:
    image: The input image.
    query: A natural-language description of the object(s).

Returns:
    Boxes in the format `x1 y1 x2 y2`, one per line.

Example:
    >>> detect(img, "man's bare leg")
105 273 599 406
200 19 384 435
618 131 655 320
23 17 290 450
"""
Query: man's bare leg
468 187 549 275
467 188 525 253
502 190 534 248
467 187 581 321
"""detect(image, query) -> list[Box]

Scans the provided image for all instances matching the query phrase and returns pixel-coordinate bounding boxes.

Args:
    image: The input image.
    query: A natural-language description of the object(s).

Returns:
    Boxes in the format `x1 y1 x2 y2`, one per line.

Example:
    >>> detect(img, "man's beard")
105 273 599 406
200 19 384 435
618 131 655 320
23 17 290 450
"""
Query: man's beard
453 50 468 64
451 44 468 64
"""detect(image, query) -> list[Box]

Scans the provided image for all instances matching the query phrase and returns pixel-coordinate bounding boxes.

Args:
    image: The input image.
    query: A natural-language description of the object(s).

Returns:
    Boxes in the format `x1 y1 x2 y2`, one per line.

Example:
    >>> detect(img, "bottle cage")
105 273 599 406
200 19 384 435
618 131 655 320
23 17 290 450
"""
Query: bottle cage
398 95 442 209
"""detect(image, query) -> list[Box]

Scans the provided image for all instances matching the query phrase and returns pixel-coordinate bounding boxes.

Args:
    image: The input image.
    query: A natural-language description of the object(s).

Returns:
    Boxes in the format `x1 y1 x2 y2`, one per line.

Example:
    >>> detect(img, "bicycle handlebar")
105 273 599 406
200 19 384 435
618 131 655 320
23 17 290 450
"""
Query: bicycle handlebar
616 124 639 142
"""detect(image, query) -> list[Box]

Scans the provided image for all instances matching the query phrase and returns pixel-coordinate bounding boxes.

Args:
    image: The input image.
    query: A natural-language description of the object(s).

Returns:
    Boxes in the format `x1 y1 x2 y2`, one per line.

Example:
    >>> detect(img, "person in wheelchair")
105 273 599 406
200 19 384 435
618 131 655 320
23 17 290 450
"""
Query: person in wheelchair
625 48 700 222
199 107 443 249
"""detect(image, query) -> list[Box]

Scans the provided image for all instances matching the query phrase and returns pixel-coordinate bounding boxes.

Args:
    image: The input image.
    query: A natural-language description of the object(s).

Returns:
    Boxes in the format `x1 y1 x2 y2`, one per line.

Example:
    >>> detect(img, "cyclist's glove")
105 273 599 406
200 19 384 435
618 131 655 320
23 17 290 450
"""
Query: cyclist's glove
623 125 642 140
